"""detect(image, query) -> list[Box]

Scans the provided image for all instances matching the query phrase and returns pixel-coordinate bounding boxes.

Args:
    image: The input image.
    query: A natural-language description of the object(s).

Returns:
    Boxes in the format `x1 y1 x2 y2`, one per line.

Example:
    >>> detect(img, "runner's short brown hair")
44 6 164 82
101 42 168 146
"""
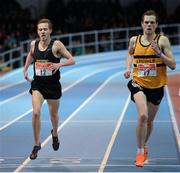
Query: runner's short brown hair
37 18 53 29
141 10 158 23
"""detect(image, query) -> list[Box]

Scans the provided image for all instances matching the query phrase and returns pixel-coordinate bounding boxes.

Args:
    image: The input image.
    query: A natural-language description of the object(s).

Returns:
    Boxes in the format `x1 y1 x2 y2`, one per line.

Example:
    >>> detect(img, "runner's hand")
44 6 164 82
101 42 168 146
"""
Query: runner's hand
151 40 161 54
48 63 62 74
124 69 131 79
24 70 32 82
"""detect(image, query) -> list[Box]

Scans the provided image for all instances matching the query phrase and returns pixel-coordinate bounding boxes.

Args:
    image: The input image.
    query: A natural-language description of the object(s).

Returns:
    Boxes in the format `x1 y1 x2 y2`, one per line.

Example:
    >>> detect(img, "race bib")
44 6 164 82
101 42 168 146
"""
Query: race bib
137 63 156 77
35 62 52 76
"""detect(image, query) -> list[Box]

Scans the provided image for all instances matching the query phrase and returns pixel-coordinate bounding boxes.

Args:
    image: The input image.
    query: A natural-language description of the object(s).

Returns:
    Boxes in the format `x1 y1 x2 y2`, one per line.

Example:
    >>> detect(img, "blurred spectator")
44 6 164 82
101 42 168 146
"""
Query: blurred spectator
4 33 18 50
0 31 5 53
72 40 83 56
0 0 179 54
0 0 34 52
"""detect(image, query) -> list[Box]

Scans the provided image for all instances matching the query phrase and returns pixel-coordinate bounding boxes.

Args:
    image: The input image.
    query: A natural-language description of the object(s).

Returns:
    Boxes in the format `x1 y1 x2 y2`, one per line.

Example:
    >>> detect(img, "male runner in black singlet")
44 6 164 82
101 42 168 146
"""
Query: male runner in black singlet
24 18 75 160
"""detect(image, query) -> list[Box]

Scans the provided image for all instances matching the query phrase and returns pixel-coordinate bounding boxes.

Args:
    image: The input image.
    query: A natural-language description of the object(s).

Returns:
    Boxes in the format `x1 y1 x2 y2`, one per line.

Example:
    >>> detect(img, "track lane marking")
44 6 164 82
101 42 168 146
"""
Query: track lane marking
98 95 130 173
0 66 119 131
165 86 180 155
14 71 123 172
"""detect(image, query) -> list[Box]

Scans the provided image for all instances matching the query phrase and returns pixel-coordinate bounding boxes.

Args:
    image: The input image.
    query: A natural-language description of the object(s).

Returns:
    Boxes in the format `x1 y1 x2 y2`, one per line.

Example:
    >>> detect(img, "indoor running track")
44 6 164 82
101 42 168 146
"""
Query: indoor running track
0 46 180 172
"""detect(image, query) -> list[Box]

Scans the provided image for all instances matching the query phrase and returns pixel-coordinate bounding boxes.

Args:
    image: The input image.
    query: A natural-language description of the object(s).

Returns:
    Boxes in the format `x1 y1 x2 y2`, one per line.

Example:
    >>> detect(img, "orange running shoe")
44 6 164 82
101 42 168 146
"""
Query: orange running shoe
144 146 148 161
135 152 144 167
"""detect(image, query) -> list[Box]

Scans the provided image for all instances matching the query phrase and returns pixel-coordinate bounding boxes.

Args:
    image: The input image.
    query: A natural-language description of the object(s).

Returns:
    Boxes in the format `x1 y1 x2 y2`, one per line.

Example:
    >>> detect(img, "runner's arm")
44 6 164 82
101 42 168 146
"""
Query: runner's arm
151 36 176 70
23 41 35 82
57 41 75 67
49 40 75 72
124 36 136 79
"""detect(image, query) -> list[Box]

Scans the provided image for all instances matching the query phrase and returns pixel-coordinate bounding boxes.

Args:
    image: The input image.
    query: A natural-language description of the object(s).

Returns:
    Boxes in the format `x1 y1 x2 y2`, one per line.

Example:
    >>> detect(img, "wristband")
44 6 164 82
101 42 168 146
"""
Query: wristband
156 51 162 57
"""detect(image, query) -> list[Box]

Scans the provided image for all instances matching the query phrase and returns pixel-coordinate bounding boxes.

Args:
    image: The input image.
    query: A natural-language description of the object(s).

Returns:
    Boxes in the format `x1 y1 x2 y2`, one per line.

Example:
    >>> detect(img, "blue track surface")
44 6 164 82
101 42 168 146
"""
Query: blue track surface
0 46 180 172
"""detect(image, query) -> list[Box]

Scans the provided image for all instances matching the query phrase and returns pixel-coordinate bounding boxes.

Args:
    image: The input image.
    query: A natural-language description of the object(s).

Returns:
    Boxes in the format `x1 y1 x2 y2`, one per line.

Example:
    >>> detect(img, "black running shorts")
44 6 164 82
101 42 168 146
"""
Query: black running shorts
127 80 164 105
29 80 62 99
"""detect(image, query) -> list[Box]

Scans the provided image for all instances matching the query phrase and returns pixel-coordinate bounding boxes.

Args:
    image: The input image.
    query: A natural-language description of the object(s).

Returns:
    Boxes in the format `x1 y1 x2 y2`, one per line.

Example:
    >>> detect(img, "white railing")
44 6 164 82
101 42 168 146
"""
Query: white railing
0 23 180 71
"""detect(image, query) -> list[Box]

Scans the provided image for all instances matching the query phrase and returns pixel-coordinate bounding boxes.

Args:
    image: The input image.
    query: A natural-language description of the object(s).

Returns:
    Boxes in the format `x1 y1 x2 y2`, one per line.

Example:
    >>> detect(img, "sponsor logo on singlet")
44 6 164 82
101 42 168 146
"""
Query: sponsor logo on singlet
137 63 156 77
35 60 52 76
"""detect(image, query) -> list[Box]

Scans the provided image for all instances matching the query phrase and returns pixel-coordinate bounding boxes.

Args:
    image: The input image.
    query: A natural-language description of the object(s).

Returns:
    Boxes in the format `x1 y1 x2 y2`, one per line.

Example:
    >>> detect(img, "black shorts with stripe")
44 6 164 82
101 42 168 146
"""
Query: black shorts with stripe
127 80 164 105
29 80 62 100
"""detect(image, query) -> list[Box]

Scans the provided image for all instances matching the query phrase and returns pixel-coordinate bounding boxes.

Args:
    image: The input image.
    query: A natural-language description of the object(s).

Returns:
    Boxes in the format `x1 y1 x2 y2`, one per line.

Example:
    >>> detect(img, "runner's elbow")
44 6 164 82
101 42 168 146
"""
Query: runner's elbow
72 59 76 65
170 63 176 70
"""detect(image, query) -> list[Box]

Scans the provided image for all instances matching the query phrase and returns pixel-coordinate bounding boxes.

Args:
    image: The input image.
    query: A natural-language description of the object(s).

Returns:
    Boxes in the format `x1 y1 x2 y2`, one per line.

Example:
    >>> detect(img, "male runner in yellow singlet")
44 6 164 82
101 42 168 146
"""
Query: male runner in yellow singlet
124 10 176 167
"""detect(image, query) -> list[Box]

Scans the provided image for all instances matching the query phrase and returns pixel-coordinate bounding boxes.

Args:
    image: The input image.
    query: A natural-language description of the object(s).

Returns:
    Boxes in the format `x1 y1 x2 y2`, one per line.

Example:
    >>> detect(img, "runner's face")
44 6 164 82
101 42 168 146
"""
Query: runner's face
37 23 52 41
141 15 157 35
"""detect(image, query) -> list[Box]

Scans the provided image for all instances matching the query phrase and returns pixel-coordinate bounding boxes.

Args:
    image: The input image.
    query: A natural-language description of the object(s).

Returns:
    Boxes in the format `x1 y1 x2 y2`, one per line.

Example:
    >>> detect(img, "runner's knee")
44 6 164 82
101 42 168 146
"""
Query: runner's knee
147 120 153 128
50 113 58 119
33 111 40 118
139 114 148 124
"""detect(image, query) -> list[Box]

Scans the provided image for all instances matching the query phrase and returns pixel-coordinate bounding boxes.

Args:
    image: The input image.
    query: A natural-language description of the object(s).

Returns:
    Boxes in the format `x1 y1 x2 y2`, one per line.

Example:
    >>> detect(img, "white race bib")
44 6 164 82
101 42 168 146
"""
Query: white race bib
35 62 52 76
137 63 156 77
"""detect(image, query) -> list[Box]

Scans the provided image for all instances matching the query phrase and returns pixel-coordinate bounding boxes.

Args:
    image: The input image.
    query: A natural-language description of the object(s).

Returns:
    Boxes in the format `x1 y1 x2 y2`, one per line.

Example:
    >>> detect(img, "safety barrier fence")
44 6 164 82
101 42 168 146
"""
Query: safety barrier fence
0 24 180 71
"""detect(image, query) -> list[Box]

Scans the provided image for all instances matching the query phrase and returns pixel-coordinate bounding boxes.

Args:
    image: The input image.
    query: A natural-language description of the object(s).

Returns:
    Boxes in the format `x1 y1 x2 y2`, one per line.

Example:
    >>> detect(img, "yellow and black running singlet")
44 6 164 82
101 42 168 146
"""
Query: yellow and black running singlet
132 34 167 89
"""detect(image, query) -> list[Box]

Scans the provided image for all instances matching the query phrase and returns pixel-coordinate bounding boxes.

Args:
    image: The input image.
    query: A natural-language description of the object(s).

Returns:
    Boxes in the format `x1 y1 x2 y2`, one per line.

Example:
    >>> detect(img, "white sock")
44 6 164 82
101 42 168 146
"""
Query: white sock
137 148 144 153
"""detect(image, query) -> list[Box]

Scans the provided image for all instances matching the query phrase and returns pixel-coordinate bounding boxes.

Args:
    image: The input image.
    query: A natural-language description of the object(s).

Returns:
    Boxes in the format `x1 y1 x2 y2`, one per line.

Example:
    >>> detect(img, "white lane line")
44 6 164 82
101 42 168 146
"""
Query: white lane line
0 80 27 91
62 60 121 77
0 68 23 81
9 164 180 168
98 95 130 173
0 53 121 82
0 90 28 105
14 71 123 172
0 65 119 105
62 66 118 92
165 86 180 155
0 120 173 124
3 164 180 168
0 58 122 90
0 109 33 131
0 66 119 131
1 156 177 160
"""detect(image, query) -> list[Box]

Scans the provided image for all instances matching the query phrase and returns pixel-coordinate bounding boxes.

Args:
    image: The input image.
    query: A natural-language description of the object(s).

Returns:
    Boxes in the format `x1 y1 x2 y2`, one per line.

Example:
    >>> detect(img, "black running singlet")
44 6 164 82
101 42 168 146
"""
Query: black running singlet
33 39 61 84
